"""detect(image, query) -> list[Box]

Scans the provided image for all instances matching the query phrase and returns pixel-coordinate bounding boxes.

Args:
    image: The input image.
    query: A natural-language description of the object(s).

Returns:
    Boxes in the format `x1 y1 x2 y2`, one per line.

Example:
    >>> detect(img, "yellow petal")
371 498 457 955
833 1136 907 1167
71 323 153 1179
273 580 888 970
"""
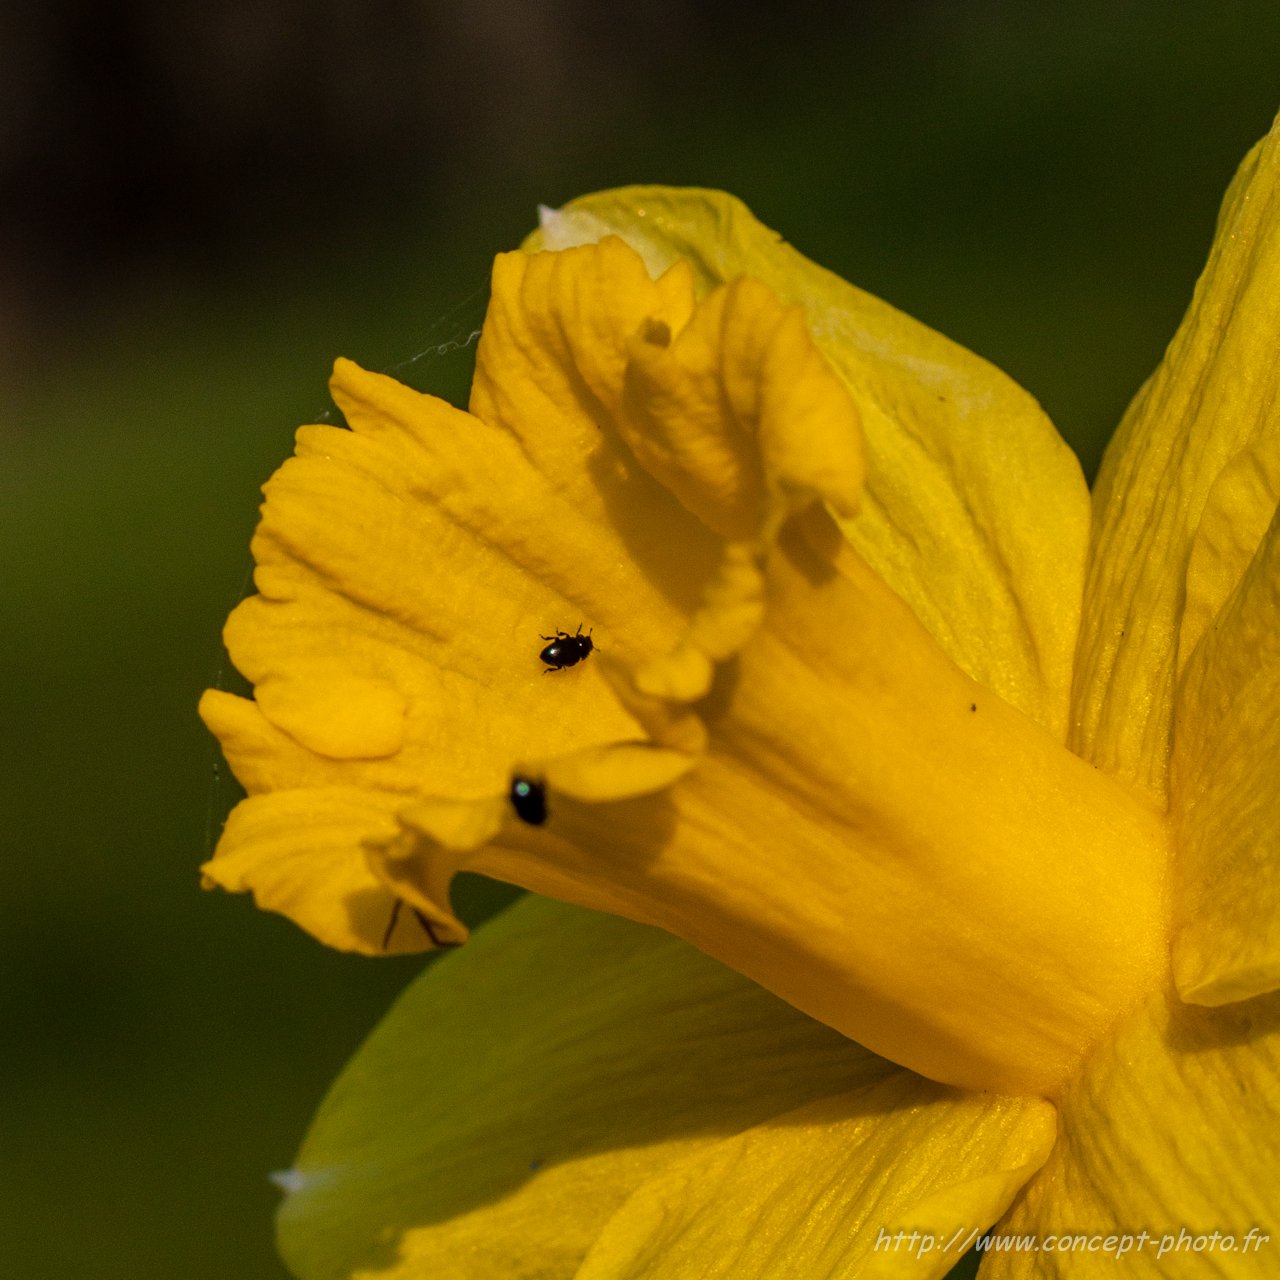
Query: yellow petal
276 897 894 1280
229 400 640 793
378 507 1167 1096
200 788 462 954
211 234 864 954
1073 114 1280 802
200 687 335 793
984 986 1280 1277
530 186 1090 740
471 237 696 517
465 238 721 645
1178 433 1280 672
218 237 722 797
1172 509 1280 1005
204 232 739 943
619 275 864 540
575 1075 1055 1280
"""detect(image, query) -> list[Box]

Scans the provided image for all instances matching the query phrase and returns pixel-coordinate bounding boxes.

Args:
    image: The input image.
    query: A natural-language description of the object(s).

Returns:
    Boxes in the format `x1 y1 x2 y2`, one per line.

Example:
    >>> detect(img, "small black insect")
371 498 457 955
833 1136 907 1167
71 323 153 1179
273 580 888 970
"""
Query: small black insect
539 624 594 672
509 774 548 825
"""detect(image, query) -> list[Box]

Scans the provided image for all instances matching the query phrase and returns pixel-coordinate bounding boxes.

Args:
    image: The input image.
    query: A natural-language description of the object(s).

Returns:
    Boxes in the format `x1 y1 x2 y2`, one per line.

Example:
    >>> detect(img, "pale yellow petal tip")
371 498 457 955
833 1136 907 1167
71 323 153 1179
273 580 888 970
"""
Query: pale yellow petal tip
597 657 710 754
199 853 242 894
529 185 752 255
631 645 715 703
532 198 680 281
220 599 408 761
535 200 615 249
1174 957 1280 1008
327 355 383 415
506 230 668 301
543 741 697 801
269 1167 318 1199
396 796 508 854
329 354 363 385
624 543 763 706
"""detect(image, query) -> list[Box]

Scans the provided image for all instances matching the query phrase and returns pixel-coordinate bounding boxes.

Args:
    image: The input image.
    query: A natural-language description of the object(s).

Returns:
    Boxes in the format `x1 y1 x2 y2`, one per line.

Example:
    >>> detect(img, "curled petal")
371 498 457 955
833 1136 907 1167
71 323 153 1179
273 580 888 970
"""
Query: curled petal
201 238 732 946
532 186 1090 740
618 275 864 540
200 787 463 954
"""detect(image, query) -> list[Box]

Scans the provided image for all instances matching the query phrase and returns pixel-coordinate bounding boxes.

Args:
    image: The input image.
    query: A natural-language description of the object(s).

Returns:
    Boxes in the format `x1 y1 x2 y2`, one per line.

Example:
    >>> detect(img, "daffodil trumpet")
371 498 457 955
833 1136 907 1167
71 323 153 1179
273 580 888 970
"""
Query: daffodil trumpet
204 114 1280 1280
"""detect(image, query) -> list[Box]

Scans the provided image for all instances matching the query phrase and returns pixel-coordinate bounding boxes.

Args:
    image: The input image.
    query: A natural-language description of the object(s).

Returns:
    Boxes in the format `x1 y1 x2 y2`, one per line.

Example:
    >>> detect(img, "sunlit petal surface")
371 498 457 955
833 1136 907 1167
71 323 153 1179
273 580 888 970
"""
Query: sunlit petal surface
983 987 1280 1278
277 897 896 1280
1172 508 1280 1004
1072 123 1280 803
532 186 1091 739
575 1076 1054 1280
201 111 1280 1280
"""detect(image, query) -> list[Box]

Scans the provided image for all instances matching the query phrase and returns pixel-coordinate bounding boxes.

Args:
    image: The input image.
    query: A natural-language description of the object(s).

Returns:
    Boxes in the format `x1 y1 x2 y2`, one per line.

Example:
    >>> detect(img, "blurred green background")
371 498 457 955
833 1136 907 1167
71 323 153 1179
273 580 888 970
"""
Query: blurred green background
6 2 1280 1277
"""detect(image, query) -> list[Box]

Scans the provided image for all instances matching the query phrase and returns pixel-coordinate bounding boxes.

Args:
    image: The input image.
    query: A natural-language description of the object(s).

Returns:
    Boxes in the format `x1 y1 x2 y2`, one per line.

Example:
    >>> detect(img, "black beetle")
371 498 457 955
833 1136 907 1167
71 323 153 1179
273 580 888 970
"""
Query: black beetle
509 775 548 825
539 624 594 672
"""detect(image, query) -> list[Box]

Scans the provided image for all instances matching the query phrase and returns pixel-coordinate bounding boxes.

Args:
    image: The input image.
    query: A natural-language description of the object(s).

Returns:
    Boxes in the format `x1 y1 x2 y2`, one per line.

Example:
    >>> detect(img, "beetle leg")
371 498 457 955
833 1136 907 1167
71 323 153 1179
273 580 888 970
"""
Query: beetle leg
381 899 403 950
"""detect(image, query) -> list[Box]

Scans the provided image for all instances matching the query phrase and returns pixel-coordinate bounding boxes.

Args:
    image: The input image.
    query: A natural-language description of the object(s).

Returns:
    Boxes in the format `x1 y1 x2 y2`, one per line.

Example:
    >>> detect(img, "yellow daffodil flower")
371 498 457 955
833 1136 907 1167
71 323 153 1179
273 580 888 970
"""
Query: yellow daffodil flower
202 111 1280 1278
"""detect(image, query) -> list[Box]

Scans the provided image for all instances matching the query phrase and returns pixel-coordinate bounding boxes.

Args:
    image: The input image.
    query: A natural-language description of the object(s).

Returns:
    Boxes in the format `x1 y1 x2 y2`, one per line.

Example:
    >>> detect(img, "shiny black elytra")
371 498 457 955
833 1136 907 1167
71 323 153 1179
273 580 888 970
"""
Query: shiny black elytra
539 624 594 672
509 775 548 825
